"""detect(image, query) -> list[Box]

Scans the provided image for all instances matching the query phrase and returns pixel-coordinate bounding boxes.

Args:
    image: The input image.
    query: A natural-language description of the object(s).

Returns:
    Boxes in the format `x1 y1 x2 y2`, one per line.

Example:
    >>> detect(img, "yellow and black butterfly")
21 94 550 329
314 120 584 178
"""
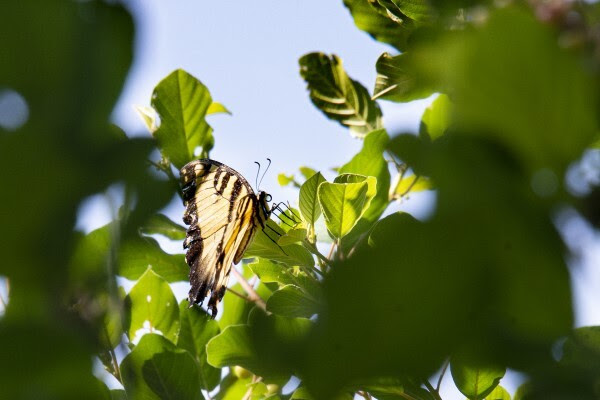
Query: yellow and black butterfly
180 159 275 318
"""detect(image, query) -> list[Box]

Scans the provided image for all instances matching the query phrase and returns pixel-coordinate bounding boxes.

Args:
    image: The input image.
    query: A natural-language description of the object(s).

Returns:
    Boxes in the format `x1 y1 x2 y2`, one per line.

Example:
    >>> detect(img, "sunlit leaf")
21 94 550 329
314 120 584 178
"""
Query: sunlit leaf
299 52 382 138
339 129 390 222
373 53 435 102
206 101 231 115
135 105 158 133
277 228 307 246
121 334 202 400
420 94 452 141
391 174 432 199
318 175 376 239
299 172 327 226
486 385 511 400
245 221 314 267
177 301 221 391
151 69 215 167
450 351 505 399
124 268 179 344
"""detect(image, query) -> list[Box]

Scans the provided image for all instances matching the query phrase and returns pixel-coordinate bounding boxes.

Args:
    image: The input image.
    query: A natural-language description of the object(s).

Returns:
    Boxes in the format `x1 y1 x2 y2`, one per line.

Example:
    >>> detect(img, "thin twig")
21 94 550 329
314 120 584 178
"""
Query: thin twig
424 380 442 400
436 359 450 392
241 375 262 400
358 390 372 400
226 287 253 302
231 268 267 312
102 324 122 383
327 241 336 261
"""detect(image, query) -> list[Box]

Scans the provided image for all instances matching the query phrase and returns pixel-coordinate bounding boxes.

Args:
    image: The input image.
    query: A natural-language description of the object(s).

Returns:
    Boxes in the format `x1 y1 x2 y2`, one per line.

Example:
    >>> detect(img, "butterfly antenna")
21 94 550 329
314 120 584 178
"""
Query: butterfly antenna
254 161 261 190
258 158 271 190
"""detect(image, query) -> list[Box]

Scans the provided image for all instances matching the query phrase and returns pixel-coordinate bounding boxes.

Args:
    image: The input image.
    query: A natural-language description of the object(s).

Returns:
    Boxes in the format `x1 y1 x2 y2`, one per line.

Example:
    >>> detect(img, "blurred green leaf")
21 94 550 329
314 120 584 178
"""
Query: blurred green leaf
373 53 435 102
387 0 434 22
151 69 215 167
206 101 231 115
246 220 315 267
427 7 598 171
299 52 382 138
299 171 327 226
177 301 221 391
110 389 127 400
121 333 202 400
391 174 432 199
420 93 452 141
266 285 320 318
277 228 308 246
318 176 375 239
299 167 317 180
219 283 254 330
342 0 416 51
486 385 511 400
278 173 297 187
339 129 390 222
124 268 179 344
450 351 505 399
561 326 600 375
140 214 187 240
207 325 265 374
119 235 188 282
216 375 252 400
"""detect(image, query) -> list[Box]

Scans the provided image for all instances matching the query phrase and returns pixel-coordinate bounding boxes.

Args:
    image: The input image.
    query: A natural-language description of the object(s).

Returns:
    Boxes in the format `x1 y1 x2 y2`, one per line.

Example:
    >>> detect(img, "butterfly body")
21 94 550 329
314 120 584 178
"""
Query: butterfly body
180 159 271 317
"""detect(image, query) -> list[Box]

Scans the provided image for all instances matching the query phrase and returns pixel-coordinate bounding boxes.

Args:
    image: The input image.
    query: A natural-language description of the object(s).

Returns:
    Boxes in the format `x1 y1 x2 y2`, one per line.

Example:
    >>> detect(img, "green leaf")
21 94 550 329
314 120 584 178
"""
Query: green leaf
339 129 390 222
391 174 432 199
277 228 307 246
248 258 296 286
420 94 452 141
121 334 202 400
177 301 221 391
486 385 511 400
450 352 505 399
135 105 158 133
206 325 262 374
245 220 315 267
140 213 187 240
151 69 215 168
110 389 127 400
387 0 434 22
299 167 317 180
426 8 598 172
318 176 376 239
219 283 254 330
373 52 435 103
299 171 327 226
342 0 416 51
206 101 231 115
561 326 600 372
266 285 320 318
119 235 188 282
299 52 383 138
216 375 252 400
124 268 180 344
278 173 296 187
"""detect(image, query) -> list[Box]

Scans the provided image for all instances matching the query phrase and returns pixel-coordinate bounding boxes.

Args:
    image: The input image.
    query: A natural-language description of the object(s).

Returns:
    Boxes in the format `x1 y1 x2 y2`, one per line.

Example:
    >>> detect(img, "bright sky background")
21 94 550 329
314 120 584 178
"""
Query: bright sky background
73 0 600 398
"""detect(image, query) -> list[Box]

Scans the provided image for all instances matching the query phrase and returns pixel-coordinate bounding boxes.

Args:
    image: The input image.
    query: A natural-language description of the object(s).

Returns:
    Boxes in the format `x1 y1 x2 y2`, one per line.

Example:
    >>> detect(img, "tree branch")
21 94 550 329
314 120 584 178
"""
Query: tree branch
231 268 267 312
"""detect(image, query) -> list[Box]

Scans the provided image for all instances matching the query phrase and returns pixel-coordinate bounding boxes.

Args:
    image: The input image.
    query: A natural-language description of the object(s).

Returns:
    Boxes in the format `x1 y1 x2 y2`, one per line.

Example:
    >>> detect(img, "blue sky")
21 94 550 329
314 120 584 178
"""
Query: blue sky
79 0 600 397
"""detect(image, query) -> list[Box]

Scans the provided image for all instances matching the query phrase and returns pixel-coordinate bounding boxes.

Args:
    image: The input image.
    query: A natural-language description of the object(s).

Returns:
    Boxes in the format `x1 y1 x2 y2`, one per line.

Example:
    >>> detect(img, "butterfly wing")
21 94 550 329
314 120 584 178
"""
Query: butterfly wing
180 159 259 318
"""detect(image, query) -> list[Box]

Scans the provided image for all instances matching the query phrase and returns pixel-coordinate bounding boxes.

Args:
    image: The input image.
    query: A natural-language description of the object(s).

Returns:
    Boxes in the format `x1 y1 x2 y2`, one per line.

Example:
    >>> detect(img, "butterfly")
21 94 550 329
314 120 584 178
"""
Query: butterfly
180 159 273 318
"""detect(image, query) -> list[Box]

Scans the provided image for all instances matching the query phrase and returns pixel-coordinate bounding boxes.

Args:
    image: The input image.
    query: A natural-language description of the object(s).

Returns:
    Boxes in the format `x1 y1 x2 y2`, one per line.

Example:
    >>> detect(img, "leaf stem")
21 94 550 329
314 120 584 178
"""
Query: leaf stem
436 359 450 392
102 324 122 383
301 240 329 274
231 268 267 312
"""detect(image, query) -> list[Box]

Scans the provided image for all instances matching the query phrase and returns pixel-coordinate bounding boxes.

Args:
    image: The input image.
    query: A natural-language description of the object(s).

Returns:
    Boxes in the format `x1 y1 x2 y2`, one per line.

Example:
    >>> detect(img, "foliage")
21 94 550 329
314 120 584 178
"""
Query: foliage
2 0 600 399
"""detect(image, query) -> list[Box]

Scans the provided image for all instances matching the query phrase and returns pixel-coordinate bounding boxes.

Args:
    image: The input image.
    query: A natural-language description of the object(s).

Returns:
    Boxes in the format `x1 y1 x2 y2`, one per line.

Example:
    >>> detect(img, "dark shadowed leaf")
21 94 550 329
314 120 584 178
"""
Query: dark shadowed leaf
342 0 416 51
140 214 187 240
121 334 202 400
373 53 435 102
299 53 382 138
266 285 320 318
177 301 221 391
